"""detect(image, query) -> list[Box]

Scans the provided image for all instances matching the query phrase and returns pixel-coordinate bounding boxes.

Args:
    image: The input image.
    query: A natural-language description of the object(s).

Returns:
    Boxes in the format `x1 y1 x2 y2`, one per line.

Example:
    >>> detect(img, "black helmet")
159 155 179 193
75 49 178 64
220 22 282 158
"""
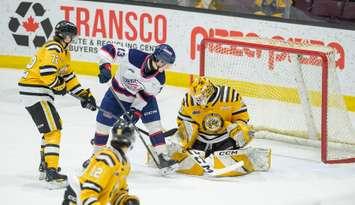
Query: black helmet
111 119 135 150
54 20 77 40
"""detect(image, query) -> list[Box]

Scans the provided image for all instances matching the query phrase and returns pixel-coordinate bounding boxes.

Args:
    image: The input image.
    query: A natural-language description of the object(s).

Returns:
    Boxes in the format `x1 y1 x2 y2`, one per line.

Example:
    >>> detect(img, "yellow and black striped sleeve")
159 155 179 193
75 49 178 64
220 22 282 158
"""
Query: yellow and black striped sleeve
62 70 84 96
80 153 117 205
61 52 85 96
39 48 61 88
177 94 194 124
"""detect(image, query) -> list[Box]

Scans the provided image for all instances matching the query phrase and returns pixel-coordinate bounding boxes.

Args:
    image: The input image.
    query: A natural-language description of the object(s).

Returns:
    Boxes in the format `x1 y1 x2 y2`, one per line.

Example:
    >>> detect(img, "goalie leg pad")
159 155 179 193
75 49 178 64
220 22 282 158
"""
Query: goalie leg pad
212 150 250 177
212 147 271 176
146 144 206 176
231 147 272 172
172 149 206 176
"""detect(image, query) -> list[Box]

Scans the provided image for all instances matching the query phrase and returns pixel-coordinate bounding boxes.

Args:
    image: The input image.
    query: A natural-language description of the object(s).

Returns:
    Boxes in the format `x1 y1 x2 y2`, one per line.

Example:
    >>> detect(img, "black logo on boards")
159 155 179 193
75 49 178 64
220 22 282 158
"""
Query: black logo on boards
8 2 53 47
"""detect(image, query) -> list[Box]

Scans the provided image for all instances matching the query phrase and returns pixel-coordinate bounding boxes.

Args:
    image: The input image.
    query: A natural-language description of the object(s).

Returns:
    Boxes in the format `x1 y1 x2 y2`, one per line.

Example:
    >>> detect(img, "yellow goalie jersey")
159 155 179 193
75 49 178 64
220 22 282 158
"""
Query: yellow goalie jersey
177 85 249 149
79 147 131 205
18 40 84 106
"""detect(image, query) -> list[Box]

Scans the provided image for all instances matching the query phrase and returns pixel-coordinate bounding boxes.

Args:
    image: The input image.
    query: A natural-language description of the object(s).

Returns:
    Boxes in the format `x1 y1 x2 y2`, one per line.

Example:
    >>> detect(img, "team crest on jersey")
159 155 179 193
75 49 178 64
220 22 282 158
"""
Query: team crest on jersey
123 78 144 91
202 113 223 132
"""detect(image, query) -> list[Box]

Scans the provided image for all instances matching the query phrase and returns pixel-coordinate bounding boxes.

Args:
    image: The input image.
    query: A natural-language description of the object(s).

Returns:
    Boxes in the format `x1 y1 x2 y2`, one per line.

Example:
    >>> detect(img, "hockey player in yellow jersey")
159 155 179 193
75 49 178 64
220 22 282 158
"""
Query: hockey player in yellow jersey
62 118 139 205
167 76 271 177
18 20 97 187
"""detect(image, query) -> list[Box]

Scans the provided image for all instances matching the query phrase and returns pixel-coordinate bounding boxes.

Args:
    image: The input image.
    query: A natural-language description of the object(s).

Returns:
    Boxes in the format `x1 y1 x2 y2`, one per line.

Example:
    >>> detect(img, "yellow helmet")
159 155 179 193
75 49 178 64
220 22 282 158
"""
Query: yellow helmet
189 77 215 106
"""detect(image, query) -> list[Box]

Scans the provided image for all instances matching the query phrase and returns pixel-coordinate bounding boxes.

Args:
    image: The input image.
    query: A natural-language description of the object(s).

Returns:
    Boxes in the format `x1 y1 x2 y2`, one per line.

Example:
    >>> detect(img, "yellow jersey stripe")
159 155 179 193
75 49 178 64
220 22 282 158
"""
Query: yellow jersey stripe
40 101 56 130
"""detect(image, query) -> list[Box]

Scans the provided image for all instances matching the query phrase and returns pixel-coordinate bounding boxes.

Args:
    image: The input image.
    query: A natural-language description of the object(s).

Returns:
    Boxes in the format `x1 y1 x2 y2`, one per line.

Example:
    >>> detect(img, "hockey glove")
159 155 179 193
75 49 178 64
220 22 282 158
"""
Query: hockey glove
124 108 142 124
226 122 253 148
98 63 112 83
112 193 139 205
78 89 97 111
52 76 66 95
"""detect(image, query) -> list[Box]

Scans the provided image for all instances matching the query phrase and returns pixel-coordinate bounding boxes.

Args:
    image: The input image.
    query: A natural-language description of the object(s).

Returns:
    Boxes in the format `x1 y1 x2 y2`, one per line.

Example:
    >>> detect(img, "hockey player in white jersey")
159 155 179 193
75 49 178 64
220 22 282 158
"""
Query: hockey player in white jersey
84 43 178 174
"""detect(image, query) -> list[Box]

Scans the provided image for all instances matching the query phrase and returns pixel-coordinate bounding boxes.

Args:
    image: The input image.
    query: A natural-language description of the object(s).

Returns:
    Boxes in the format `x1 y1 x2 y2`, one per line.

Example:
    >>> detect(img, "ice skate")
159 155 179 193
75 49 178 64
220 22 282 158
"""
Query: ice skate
38 161 46 180
157 153 179 175
45 168 67 189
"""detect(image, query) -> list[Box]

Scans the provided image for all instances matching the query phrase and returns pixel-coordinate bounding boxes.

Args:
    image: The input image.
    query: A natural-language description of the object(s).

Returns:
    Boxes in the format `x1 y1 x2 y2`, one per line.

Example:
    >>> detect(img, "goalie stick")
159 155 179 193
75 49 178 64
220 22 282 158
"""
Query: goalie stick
138 130 245 177
187 150 244 177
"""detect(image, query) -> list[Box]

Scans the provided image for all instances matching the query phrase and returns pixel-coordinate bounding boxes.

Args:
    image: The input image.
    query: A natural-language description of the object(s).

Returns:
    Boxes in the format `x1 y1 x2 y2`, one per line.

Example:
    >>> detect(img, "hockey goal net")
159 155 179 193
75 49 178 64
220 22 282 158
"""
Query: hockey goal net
199 37 355 164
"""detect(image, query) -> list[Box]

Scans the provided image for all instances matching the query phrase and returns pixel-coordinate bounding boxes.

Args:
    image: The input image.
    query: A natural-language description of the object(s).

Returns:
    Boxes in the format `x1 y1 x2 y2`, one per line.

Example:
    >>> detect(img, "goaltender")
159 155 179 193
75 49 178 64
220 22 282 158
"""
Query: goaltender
165 76 272 177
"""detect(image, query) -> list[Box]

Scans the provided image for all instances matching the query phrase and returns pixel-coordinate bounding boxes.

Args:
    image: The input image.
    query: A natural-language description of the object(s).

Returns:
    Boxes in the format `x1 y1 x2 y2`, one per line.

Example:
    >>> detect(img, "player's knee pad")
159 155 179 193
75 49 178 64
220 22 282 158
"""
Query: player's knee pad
26 101 62 133
112 192 139 205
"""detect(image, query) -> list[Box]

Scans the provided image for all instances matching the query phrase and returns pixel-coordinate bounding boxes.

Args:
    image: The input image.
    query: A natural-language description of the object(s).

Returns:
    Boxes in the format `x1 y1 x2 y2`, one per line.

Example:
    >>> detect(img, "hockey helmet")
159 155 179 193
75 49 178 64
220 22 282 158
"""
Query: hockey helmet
111 119 136 150
189 76 215 106
153 44 176 65
55 20 78 40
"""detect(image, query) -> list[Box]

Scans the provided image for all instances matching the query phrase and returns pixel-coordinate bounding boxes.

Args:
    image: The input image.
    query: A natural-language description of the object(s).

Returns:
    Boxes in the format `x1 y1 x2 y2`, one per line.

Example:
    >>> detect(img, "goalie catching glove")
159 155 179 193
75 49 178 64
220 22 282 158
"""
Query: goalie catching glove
77 89 97 111
51 76 66 95
226 121 254 148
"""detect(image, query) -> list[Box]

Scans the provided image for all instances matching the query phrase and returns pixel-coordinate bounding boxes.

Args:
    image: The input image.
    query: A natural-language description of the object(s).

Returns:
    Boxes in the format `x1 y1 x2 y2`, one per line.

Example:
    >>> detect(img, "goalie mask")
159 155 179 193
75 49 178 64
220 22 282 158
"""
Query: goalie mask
189 77 215 106
111 119 136 151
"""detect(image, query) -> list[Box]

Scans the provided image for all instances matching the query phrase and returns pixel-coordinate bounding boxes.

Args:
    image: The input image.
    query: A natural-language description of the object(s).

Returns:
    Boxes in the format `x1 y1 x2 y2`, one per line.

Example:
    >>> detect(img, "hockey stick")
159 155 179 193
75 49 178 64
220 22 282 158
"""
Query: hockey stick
187 150 244 177
107 87 163 169
71 91 162 169
137 127 178 139
70 93 160 136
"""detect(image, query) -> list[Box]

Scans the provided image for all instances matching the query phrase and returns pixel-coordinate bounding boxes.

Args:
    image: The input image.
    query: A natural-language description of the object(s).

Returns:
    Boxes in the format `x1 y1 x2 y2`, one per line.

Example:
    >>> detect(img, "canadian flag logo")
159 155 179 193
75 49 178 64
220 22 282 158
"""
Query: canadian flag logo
22 16 39 32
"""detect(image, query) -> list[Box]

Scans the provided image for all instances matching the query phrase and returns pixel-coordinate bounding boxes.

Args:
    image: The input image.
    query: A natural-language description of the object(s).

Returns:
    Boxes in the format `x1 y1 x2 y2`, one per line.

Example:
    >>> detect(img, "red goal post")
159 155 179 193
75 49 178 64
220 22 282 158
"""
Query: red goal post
199 37 355 164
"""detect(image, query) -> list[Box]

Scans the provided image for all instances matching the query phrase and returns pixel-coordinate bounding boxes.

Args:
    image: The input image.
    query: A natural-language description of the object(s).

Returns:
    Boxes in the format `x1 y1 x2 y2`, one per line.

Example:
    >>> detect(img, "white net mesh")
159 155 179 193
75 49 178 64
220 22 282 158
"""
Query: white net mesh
200 37 355 163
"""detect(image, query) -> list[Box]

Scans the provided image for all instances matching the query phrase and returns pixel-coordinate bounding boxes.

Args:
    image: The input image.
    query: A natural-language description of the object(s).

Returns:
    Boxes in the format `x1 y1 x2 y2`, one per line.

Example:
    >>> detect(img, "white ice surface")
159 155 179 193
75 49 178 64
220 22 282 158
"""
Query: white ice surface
1 68 355 205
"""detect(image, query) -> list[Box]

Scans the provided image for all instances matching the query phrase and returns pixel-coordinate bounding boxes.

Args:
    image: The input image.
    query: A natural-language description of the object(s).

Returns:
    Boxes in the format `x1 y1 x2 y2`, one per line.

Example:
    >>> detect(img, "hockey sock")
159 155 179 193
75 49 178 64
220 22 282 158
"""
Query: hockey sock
93 132 109 147
149 131 166 154
43 130 61 169
40 135 45 164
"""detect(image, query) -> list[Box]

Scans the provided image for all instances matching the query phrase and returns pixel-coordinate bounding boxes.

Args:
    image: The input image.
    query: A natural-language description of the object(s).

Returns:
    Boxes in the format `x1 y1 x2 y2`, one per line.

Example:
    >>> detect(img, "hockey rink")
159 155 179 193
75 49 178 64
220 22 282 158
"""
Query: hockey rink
1 68 355 205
